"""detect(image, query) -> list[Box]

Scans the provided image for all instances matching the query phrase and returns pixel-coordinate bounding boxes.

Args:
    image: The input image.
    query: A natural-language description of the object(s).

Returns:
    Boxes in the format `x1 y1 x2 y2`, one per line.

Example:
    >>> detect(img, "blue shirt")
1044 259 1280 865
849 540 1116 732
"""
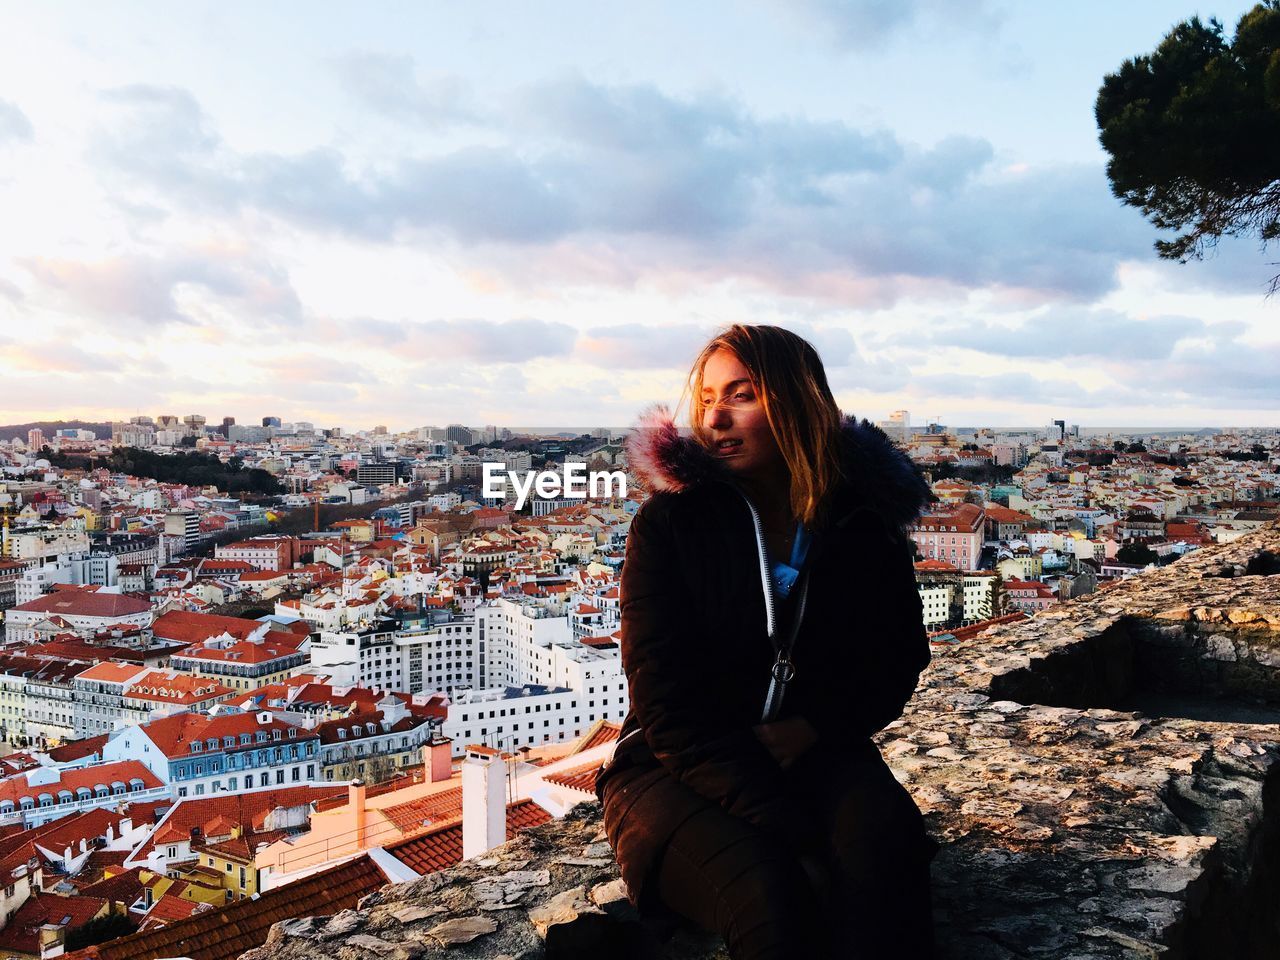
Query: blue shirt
769 522 810 598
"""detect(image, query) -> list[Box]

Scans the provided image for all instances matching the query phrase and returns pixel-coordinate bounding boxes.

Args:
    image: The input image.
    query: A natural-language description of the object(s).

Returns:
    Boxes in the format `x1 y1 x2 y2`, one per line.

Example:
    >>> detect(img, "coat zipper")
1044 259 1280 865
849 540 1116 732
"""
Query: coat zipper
738 490 778 640
607 490 821 768
738 489 817 722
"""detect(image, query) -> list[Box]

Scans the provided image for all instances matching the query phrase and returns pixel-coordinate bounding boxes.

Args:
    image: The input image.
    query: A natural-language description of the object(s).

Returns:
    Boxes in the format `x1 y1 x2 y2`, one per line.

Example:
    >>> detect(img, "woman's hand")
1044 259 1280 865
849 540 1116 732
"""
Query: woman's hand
752 715 819 770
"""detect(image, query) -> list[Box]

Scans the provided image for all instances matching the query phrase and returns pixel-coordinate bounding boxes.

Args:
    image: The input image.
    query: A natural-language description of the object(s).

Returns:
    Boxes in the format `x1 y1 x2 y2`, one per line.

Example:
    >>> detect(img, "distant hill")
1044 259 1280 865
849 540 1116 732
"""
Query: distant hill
0 420 112 442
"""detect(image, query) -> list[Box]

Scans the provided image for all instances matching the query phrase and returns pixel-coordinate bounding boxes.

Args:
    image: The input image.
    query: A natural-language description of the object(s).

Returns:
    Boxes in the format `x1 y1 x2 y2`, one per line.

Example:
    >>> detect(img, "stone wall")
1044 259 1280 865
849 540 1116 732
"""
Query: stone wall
247 523 1280 959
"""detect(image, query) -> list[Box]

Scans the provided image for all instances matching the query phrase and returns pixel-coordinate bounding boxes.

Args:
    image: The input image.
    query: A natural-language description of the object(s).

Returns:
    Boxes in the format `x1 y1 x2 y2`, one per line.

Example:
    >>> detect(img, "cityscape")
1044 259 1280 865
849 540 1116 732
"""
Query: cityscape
0 408 1275 953
3 0 1280 956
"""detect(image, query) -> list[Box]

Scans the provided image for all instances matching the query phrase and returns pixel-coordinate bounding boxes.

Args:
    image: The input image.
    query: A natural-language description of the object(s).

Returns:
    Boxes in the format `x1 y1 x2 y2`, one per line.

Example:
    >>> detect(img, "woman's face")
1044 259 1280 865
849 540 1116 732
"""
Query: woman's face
699 348 784 479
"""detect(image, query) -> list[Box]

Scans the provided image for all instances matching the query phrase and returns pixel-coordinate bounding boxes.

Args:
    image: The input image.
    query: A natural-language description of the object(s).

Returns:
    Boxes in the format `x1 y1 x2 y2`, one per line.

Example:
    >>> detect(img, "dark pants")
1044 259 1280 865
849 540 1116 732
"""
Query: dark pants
650 746 936 960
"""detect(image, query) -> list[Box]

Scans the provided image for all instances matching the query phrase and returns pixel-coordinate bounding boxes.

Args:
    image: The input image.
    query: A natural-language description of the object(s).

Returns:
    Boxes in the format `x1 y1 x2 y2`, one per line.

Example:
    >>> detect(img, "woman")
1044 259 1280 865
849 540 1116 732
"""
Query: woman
596 324 937 959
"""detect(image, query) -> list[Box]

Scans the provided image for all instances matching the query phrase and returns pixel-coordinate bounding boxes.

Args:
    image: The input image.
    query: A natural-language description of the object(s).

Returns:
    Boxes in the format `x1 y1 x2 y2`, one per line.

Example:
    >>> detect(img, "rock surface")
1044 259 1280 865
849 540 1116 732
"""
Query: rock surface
244 524 1280 959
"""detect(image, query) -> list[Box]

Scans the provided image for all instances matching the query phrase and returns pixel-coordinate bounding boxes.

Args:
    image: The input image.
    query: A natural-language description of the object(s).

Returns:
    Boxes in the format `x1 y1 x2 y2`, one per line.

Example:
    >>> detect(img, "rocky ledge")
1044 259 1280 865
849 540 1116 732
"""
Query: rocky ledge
247 524 1280 959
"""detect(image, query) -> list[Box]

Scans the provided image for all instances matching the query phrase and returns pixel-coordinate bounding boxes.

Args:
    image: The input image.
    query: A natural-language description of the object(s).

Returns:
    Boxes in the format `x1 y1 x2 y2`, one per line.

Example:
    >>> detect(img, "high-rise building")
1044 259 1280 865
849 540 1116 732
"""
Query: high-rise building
183 415 207 436
878 410 910 443
446 424 474 445
26 429 43 452
262 416 282 428
221 416 236 438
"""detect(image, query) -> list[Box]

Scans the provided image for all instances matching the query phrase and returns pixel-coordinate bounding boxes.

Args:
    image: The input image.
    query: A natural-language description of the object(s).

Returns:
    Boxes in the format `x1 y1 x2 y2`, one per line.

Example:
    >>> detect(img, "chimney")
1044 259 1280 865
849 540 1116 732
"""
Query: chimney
349 779 367 849
462 744 505 860
38 925 65 960
426 735 453 783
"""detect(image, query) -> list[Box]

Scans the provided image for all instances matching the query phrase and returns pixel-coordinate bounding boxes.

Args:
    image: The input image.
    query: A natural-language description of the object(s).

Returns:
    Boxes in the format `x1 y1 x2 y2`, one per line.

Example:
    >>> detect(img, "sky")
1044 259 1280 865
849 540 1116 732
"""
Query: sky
0 0 1275 432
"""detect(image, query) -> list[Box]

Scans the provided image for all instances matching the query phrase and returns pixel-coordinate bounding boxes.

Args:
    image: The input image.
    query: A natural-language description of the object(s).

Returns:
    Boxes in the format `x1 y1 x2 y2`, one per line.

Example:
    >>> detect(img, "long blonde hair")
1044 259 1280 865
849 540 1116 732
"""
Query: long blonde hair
685 324 846 528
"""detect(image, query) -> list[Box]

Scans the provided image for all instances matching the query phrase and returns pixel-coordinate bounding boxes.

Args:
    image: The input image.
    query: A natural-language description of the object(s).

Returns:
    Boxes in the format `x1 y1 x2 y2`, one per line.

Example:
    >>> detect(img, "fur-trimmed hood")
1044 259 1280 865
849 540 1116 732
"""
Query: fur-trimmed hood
624 404 934 533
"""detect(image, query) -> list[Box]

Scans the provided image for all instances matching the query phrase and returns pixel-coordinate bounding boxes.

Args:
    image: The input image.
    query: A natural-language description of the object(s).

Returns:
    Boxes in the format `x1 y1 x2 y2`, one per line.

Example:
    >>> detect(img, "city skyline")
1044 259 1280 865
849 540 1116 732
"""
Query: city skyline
1 2 1278 428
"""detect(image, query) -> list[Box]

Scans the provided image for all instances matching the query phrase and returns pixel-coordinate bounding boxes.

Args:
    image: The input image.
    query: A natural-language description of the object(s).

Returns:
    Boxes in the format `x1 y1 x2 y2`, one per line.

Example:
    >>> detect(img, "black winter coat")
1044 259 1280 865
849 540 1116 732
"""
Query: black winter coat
597 408 934 908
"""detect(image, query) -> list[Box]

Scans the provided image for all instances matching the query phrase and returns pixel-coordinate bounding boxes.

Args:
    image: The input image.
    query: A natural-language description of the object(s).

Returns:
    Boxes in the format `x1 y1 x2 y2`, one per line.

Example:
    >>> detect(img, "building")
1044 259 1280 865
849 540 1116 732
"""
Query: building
310 610 479 695
355 463 396 485
164 511 201 555
168 631 308 693
910 503 984 569
314 697 434 783
120 671 236 727
213 538 295 573
1004 578 1059 614
22 658 95 747
3 589 153 644
0 761 165 828
104 711 320 798
3 526 89 564
71 662 151 739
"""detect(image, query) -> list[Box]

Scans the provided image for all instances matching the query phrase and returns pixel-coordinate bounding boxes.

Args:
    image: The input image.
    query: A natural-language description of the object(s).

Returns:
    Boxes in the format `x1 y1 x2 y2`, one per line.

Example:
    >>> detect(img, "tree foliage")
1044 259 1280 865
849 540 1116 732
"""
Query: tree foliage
1117 542 1159 565
46 446 283 494
1096 3 1280 288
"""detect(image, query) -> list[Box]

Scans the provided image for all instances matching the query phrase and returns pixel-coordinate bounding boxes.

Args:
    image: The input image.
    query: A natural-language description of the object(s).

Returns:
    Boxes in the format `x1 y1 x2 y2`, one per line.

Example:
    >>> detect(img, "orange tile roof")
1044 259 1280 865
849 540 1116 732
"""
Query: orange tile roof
46 733 110 763
79 865 148 906
573 719 621 754
125 670 232 705
138 711 315 760
131 785 345 862
381 785 463 832
78 661 149 684
172 631 303 665
151 610 267 645
64 854 387 960
542 760 601 795
0 760 161 807
0 894 108 955
139 892 204 928
384 799 552 874
10 591 151 618
914 559 961 573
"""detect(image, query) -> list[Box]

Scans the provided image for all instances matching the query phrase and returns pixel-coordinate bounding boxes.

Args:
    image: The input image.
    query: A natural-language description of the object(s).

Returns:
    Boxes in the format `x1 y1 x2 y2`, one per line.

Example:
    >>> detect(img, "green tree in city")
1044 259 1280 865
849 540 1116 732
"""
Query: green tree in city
1117 542 1159 565
1096 3 1280 289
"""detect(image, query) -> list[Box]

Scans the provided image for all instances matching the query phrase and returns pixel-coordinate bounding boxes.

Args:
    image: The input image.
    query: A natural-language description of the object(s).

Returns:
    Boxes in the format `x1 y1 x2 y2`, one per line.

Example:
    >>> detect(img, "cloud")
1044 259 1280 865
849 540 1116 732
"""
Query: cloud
923 308 1211 360
91 77 1155 302
20 247 301 328
331 316 578 364
909 370 1120 408
259 355 377 386
0 99 33 144
780 0 1004 52
1125 339 1280 408
1 342 109 375
575 323 710 370
0 275 23 304
332 52 477 127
